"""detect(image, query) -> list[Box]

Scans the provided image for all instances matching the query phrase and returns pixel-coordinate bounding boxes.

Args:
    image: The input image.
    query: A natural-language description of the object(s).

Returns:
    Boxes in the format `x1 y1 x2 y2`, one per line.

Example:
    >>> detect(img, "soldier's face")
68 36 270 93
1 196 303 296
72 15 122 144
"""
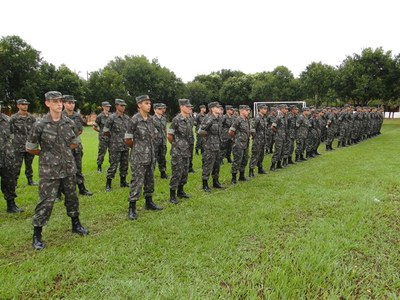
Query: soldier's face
45 98 63 113
102 106 110 113
63 101 75 113
154 108 163 116
139 100 151 113
116 104 126 113
181 105 192 115
240 109 249 118
260 108 267 115
17 104 28 112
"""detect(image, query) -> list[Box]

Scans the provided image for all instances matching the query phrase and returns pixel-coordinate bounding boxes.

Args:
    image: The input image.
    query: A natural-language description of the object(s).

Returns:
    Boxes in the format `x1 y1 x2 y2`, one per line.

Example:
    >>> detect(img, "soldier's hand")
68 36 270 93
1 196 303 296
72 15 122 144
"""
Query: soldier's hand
103 131 111 137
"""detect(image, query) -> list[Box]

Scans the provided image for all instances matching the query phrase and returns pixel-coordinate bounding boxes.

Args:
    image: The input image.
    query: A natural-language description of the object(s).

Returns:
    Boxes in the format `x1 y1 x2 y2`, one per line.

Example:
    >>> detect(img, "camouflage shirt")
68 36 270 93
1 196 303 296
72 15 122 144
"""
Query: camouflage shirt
103 113 130 151
168 113 192 158
199 114 222 151
125 113 157 165
194 112 206 131
152 114 167 146
252 113 267 144
272 111 287 137
94 112 110 139
0 113 15 168
230 116 250 150
26 113 79 179
286 112 297 139
9 112 36 152
296 114 309 138
220 114 233 143
62 111 84 144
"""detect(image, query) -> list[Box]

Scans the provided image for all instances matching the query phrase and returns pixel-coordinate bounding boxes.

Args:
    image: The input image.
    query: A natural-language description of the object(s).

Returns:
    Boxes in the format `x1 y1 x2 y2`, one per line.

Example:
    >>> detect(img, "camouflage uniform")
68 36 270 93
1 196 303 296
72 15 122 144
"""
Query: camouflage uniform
271 108 287 167
220 106 234 163
306 114 318 157
325 110 337 150
152 105 168 177
249 110 267 172
284 109 298 164
9 108 36 184
265 112 275 154
103 109 130 181
230 109 251 177
194 109 206 154
169 112 192 190
188 115 195 172
27 113 80 227
94 110 111 168
125 113 157 203
0 112 22 212
295 110 309 160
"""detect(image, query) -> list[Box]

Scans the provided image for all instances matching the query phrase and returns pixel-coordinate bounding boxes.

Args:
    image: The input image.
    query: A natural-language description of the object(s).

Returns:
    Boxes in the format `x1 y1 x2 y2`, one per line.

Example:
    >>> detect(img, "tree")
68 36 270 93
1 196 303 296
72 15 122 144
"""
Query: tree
0 35 41 103
192 73 222 102
219 75 254 106
184 81 211 108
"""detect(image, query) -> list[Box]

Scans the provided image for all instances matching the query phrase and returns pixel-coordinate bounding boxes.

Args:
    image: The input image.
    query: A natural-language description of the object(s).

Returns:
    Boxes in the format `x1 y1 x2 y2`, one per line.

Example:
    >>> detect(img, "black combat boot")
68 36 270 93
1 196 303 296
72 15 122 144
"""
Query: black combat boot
202 180 211 192
295 154 300 162
258 167 267 174
106 178 112 192
145 196 163 210
249 168 255 178
276 161 283 169
6 199 24 213
97 165 102 173
329 143 335 151
71 217 89 235
27 177 38 186
288 156 295 165
282 158 288 168
306 151 312 159
270 162 276 171
169 189 178 204
226 156 232 163
337 141 341 148
177 185 190 198
347 139 351 146
120 176 129 187
314 150 321 156
78 183 93 196
231 173 237 184
239 171 247 181
213 178 223 188
32 226 45 250
326 144 330 151
128 202 137 220
160 171 168 179
300 154 307 161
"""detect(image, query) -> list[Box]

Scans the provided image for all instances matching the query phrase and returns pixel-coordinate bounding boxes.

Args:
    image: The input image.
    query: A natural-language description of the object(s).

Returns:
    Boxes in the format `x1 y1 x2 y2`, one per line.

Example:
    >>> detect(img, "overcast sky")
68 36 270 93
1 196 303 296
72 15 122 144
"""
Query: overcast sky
1 0 399 82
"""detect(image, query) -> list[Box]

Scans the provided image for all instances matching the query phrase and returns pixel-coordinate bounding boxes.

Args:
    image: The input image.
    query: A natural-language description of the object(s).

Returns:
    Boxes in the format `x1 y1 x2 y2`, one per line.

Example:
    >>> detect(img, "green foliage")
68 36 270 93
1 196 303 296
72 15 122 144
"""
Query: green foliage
219 75 255 106
0 121 399 298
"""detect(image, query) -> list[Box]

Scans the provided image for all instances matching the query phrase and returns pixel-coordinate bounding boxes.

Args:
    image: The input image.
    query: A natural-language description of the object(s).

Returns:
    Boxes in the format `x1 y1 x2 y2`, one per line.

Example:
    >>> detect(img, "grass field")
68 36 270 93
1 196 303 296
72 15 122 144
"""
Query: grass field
1 120 399 299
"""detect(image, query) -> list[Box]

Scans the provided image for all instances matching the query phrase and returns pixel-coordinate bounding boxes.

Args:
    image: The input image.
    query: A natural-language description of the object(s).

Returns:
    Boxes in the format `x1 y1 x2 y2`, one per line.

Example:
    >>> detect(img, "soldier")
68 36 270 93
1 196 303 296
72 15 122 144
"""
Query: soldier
188 112 196 173
229 105 251 184
152 103 168 179
325 107 336 151
93 101 111 173
284 105 298 165
125 95 162 220
194 104 206 155
295 107 310 162
27 91 88 251
265 107 276 154
10 99 37 186
198 101 223 192
62 95 93 196
249 104 268 177
270 104 288 171
220 105 234 163
168 99 193 204
1 101 24 213
103 99 130 192
306 109 318 158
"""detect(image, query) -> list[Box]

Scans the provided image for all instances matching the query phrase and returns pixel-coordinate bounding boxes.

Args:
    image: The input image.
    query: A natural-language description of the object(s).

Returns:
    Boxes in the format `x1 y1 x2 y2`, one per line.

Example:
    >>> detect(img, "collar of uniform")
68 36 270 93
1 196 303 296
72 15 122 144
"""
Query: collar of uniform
43 113 68 124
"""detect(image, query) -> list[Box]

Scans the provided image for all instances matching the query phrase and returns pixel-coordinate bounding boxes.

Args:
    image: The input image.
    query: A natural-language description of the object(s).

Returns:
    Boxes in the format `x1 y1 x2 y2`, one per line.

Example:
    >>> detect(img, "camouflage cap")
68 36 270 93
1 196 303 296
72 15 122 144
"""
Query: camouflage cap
239 105 250 110
199 104 206 109
302 107 310 112
270 106 278 112
17 99 30 105
62 95 76 102
45 91 62 100
178 99 192 106
225 105 233 110
153 103 163 109
136 95 150 104
101 101 111 107
278 104 288 109
208 101 219 109
160 103 167 109
257 104 268 110
290 105 298 110
115 99 127 106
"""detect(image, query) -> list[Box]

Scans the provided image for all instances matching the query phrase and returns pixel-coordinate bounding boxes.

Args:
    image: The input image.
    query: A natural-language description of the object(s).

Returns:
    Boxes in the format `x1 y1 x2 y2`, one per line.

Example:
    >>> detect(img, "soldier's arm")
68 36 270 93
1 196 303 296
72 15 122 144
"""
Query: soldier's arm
124 118 135 148
167 118 177 144
103 116 112 137
228 118 239 138
26 121 41 155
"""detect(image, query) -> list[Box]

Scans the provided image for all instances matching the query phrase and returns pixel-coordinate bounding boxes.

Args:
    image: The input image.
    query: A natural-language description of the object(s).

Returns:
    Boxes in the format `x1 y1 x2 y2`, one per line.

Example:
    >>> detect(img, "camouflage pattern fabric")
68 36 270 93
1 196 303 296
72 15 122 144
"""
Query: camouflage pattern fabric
152 114 167 173
230 116 250 173
250 113 267 169
271 111 287 163
220 113 233 162
94 112 111 166
194 112 206 153
199 114 221 180
295 114 309 156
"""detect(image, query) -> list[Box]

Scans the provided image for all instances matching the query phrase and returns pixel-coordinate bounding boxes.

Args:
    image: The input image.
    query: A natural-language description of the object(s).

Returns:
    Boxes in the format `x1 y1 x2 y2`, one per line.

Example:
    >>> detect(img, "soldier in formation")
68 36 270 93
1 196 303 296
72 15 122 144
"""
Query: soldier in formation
152 103 168 179
249 104 268 177
93 101 111 173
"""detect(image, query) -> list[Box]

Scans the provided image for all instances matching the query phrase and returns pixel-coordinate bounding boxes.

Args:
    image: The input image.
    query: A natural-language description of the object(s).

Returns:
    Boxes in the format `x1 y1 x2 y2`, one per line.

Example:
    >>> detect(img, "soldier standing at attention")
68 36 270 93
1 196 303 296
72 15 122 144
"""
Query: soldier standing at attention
27 91 88 251
1 101 24 213
284 105 298 166
270 104 288 171
10 99 37 186
249 104 268 177
198 101 223 192
62 95 93 196
220 105 234 163
295 107 310 162
152 103 168 179
93 101 111 173
194 104 206 155
167 99 193 204
125 95 162 220
325 107 336 151
103 99 130 192
229 105 251 184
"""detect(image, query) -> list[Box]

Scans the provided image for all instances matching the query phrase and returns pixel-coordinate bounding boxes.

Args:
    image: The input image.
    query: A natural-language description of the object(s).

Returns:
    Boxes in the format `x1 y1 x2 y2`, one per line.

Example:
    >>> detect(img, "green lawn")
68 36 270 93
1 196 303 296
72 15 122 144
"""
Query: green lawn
1 120 399 299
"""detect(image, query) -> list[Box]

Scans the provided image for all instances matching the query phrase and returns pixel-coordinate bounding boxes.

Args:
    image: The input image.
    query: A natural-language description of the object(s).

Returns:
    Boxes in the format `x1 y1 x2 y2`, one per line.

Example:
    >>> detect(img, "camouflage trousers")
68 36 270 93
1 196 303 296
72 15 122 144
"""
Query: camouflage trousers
128 163 155 202
1 165 17 202
306 129 318 152
73 145 85 184
231 145 249 174
295 136 306 156
266 132 274 153
32 175 79 227
195 134 203 153
202 149 221 180
107 150 129 179
14 151 34 181
326 127 336 145
284 137 295 158
96 136 110 166
338 125 349 143
170 156 190 190
272 134 286 163
154 143 167 173
250 139 265 169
